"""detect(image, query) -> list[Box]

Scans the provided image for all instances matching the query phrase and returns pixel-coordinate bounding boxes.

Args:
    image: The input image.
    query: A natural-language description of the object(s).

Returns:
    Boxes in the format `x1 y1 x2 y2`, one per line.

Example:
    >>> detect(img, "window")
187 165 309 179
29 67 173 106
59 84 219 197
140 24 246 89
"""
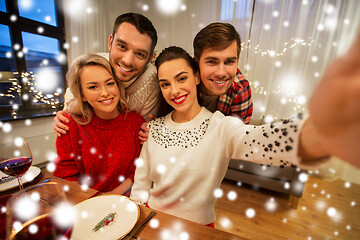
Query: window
235 0 252 19
0 0 67 121
18 0 57 26
220 0 235 21
221 0 252 21
0 0 6 12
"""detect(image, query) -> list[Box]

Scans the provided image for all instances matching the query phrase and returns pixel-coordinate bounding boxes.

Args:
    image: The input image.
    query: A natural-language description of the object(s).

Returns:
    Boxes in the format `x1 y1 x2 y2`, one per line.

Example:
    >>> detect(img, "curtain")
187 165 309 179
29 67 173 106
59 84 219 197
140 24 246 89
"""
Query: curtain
62 0 109 64
234 0 360 122
230 0 360 183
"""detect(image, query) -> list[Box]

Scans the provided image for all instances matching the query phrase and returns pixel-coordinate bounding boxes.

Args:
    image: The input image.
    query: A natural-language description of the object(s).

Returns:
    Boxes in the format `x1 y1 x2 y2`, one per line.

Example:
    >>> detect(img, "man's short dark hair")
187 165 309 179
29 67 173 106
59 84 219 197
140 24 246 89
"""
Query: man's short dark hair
113 13 158 56
193 22 241 61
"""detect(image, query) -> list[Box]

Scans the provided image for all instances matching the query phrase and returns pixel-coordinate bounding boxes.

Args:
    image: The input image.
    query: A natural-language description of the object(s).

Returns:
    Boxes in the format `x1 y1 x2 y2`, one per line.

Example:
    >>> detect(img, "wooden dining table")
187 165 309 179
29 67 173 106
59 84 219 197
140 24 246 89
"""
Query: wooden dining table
0 169 248 240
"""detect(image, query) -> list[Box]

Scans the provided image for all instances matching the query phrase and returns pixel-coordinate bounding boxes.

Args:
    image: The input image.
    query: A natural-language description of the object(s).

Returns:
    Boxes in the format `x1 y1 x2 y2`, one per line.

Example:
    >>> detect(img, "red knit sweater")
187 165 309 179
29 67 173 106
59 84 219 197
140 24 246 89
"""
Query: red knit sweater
54 111 145 192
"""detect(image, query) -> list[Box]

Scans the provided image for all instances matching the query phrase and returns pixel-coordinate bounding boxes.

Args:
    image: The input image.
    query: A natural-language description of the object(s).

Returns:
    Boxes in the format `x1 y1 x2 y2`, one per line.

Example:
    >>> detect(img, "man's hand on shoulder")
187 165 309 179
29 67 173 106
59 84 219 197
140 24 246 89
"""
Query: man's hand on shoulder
139 114 156 144
54 110 70 137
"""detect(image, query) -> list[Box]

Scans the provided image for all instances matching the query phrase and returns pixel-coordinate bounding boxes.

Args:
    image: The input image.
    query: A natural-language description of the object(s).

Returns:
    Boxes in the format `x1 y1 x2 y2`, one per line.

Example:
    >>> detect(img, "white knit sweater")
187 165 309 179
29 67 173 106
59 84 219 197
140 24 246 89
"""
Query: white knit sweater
130 107 328 225
64 56 160 121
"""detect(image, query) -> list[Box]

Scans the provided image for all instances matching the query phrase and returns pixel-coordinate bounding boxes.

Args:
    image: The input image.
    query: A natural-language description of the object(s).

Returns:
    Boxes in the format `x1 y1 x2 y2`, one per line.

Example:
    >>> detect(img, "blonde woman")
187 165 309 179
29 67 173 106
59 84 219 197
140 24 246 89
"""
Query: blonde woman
54 54 144 195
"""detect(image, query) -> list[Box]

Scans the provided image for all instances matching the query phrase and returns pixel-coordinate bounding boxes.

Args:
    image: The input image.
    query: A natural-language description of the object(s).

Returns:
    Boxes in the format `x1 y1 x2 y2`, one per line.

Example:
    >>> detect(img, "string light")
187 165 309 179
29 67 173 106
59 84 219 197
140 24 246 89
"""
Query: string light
241 37 314 118
242 37 314 57
0 71 62 119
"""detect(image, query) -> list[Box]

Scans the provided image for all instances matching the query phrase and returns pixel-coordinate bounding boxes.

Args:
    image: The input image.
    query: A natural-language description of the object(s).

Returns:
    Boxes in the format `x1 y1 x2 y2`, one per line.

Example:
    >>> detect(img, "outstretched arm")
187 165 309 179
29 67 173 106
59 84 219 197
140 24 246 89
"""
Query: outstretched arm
299 33 360 168
223 34 359 169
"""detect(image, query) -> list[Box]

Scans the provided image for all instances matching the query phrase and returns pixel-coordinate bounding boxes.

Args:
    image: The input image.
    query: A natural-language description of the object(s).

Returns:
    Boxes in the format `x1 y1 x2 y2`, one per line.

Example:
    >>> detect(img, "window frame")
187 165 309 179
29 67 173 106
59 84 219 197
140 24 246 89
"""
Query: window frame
0 0 67 121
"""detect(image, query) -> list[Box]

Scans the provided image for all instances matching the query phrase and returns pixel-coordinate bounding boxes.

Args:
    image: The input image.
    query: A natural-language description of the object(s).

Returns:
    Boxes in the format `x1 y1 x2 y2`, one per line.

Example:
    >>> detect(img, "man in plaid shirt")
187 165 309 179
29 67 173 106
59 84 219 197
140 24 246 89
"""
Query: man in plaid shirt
194 22 253 124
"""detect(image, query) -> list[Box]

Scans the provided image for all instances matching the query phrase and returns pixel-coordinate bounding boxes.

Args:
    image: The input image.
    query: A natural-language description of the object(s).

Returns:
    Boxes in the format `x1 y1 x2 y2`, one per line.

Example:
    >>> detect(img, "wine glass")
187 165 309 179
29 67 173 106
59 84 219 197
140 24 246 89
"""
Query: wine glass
6 182 74 240
0 137 33 193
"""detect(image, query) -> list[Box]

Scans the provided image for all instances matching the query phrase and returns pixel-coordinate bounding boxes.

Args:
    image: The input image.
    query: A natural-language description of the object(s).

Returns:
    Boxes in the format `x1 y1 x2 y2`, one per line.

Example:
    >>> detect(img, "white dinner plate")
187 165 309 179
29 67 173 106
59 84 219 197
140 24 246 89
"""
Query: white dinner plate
0 166 41 192
71 195 140 240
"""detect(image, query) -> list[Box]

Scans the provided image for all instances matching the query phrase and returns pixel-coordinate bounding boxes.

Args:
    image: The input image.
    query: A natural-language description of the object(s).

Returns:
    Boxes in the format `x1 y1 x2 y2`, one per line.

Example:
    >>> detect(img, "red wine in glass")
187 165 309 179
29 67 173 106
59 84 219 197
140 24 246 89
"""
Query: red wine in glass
0 157 32 177
0 138 33 193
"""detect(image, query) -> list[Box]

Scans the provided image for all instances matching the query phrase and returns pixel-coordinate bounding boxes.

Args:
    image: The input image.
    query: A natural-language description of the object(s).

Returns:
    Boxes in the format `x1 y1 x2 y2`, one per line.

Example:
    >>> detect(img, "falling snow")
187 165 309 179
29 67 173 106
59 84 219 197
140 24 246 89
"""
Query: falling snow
227 191 237 201
150 218 160 228
156 0 182 15
246 208 256 218
1 206 7 213
119 175 125 182
1 2 359 239
219 217 232 228
142 4 149 11
214 188 224 198
265 198 278 212
2 123 12 132
135 158 144 167
81 184 89 191
81 210 88 218
46 162 56 172
13 195 39 221
157 164 167 174
53 202 75 228
63 185 70 192
327 207 337 217
299 173 308 182
28 224 38 234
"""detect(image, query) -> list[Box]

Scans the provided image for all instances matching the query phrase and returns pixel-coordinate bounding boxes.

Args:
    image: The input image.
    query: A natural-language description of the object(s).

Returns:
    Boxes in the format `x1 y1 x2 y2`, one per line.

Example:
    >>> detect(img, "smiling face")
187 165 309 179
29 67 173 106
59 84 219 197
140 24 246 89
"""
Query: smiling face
198 40 238 96
158 58 202 122
108 22 153 82
80 65 120 120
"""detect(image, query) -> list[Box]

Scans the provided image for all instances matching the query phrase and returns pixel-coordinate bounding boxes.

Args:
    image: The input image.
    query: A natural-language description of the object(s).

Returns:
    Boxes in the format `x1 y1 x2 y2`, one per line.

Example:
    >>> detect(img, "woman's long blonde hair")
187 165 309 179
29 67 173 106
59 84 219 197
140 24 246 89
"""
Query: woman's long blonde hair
66 53 128 125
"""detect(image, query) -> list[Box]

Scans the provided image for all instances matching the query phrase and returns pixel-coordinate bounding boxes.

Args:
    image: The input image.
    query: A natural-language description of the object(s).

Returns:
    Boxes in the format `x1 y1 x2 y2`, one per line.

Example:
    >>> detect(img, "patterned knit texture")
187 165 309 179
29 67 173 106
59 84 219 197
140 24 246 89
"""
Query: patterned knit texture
54 111 145 192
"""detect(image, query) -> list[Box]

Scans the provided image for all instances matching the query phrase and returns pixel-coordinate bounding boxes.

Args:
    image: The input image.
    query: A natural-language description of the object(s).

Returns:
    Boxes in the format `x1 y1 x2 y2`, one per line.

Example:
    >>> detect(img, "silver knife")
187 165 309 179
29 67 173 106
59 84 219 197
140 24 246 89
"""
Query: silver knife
123 211 157 240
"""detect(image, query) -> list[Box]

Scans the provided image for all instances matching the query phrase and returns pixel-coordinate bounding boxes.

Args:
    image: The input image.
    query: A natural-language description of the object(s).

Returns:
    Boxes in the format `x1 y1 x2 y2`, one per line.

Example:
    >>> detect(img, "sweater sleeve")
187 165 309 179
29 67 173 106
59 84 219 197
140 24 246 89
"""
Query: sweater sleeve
130 133 153 205
63 88 74 111
53 117 80 181
218 113 329 169
138 78 161 120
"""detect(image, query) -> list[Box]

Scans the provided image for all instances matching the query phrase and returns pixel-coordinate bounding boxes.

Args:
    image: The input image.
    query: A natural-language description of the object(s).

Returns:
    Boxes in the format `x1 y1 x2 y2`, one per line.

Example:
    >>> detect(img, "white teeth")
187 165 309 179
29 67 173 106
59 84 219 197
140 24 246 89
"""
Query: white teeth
213 80 226 84
120 65 131 72
173 96 186 103
102 99 112 103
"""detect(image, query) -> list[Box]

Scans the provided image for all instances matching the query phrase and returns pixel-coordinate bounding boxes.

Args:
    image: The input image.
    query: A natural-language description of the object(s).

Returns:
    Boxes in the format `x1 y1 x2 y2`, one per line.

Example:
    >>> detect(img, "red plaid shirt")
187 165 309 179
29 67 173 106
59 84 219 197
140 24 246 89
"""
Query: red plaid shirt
216 69 253 123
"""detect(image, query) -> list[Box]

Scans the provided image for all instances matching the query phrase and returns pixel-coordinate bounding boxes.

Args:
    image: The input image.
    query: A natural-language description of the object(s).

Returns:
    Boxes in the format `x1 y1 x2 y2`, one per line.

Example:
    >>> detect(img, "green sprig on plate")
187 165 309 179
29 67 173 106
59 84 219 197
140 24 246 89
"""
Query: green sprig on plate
92 212 117 232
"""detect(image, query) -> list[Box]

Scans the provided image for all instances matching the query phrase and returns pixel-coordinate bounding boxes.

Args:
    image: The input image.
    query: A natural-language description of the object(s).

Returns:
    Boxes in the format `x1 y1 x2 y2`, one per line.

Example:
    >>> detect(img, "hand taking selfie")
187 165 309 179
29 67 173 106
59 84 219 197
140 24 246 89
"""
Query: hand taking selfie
307 33 360 168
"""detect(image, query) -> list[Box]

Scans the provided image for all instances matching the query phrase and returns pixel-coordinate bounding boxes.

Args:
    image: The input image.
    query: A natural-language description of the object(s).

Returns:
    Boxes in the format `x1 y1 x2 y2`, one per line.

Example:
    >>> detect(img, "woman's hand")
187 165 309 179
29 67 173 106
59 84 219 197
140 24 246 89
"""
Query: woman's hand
105 178 133 196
